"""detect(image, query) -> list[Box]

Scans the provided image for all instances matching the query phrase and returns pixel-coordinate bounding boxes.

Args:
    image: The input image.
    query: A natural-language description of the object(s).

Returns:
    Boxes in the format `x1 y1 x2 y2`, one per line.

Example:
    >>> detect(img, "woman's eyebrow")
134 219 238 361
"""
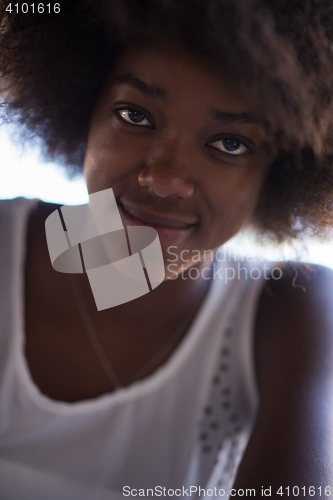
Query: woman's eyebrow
109 75 258 124
110 74 167 100
209 108 259 124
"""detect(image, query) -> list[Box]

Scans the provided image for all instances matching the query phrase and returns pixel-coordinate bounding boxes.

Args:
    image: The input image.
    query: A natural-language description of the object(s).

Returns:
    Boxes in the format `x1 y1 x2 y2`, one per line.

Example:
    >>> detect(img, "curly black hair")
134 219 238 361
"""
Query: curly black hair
1 0 333 242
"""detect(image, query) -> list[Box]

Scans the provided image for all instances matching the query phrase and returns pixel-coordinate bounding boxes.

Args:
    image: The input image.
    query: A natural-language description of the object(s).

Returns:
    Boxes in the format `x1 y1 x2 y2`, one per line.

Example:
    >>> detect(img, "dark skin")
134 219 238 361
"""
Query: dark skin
23 42 333 496
84 42 269 276
234 265 333 497
25 201 213 400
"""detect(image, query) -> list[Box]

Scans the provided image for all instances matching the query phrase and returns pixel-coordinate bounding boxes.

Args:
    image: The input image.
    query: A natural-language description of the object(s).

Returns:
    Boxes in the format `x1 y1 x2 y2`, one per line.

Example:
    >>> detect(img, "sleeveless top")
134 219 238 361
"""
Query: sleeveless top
0 197 274 500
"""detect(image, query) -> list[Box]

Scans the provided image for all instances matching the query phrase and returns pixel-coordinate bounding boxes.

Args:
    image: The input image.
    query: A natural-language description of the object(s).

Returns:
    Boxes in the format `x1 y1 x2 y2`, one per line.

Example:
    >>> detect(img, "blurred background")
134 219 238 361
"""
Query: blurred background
2 125 333 269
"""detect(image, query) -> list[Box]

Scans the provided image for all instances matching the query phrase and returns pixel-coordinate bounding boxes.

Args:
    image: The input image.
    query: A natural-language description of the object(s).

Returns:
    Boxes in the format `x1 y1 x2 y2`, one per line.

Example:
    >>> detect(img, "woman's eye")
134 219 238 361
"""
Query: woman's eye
208 137 249 156
118 108 152 127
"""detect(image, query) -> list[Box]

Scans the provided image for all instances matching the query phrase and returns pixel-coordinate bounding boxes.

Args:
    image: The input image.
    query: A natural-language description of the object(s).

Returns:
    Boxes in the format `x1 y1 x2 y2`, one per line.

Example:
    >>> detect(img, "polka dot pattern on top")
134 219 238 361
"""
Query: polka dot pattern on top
194 276 264 495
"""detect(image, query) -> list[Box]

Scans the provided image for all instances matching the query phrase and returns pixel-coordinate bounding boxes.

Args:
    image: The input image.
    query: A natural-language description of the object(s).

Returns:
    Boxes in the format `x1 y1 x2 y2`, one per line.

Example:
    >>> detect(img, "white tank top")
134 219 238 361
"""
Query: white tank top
0 197 273 500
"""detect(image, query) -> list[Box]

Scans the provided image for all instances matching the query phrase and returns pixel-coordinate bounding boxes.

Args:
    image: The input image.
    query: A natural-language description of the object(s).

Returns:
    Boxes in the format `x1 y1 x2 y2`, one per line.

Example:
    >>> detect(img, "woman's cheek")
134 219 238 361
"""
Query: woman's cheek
208 188 258 243
84 142 141 192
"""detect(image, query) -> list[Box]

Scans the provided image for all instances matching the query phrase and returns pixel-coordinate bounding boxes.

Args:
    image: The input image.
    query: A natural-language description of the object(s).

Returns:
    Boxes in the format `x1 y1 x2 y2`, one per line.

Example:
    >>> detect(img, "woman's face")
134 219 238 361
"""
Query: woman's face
84 42 270 278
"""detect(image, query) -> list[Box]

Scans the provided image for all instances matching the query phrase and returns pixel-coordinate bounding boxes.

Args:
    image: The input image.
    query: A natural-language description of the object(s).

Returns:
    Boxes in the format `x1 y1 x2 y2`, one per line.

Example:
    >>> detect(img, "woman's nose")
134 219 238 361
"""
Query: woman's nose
137 138 195 199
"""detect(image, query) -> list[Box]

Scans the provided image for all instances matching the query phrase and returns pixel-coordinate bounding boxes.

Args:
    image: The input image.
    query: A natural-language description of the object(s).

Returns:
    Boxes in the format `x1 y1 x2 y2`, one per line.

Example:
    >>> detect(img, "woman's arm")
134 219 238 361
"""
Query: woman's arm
232 263 333 498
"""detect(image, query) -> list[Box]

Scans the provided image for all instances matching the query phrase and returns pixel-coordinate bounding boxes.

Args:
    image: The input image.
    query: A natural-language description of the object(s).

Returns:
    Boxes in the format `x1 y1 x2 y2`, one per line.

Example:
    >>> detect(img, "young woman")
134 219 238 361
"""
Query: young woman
1 1 333 498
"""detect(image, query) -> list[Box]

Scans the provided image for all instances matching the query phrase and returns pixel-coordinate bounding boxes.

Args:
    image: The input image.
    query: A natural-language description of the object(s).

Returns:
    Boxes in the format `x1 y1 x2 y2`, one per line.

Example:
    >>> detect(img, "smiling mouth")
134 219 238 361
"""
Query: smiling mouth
118 201 198 242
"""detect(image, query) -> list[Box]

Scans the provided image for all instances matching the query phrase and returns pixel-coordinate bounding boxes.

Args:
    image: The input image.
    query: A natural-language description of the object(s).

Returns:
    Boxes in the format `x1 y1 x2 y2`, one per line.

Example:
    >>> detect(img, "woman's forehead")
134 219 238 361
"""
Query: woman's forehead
105 41 251 112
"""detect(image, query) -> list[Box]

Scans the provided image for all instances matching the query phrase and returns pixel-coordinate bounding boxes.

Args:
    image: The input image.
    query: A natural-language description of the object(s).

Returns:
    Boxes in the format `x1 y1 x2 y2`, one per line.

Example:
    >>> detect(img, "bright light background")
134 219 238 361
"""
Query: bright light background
0 127 88 206
2 126 333 269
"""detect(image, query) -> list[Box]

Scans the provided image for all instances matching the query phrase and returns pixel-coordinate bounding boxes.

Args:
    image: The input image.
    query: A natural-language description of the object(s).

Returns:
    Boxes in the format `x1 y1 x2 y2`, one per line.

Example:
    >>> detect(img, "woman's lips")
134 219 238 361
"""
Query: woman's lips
118 201 198 243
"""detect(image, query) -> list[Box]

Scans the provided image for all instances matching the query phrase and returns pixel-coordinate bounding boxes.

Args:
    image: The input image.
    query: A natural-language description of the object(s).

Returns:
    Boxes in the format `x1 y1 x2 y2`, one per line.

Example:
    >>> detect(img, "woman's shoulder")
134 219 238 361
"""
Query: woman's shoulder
0 196 37 212
254 259 333 398
234 261 333 491
233 261 333 492
27 199 62 229
256 260 333 327
0 198 62 268
263 259 333 290
255 260 333 345
0 197 60 219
